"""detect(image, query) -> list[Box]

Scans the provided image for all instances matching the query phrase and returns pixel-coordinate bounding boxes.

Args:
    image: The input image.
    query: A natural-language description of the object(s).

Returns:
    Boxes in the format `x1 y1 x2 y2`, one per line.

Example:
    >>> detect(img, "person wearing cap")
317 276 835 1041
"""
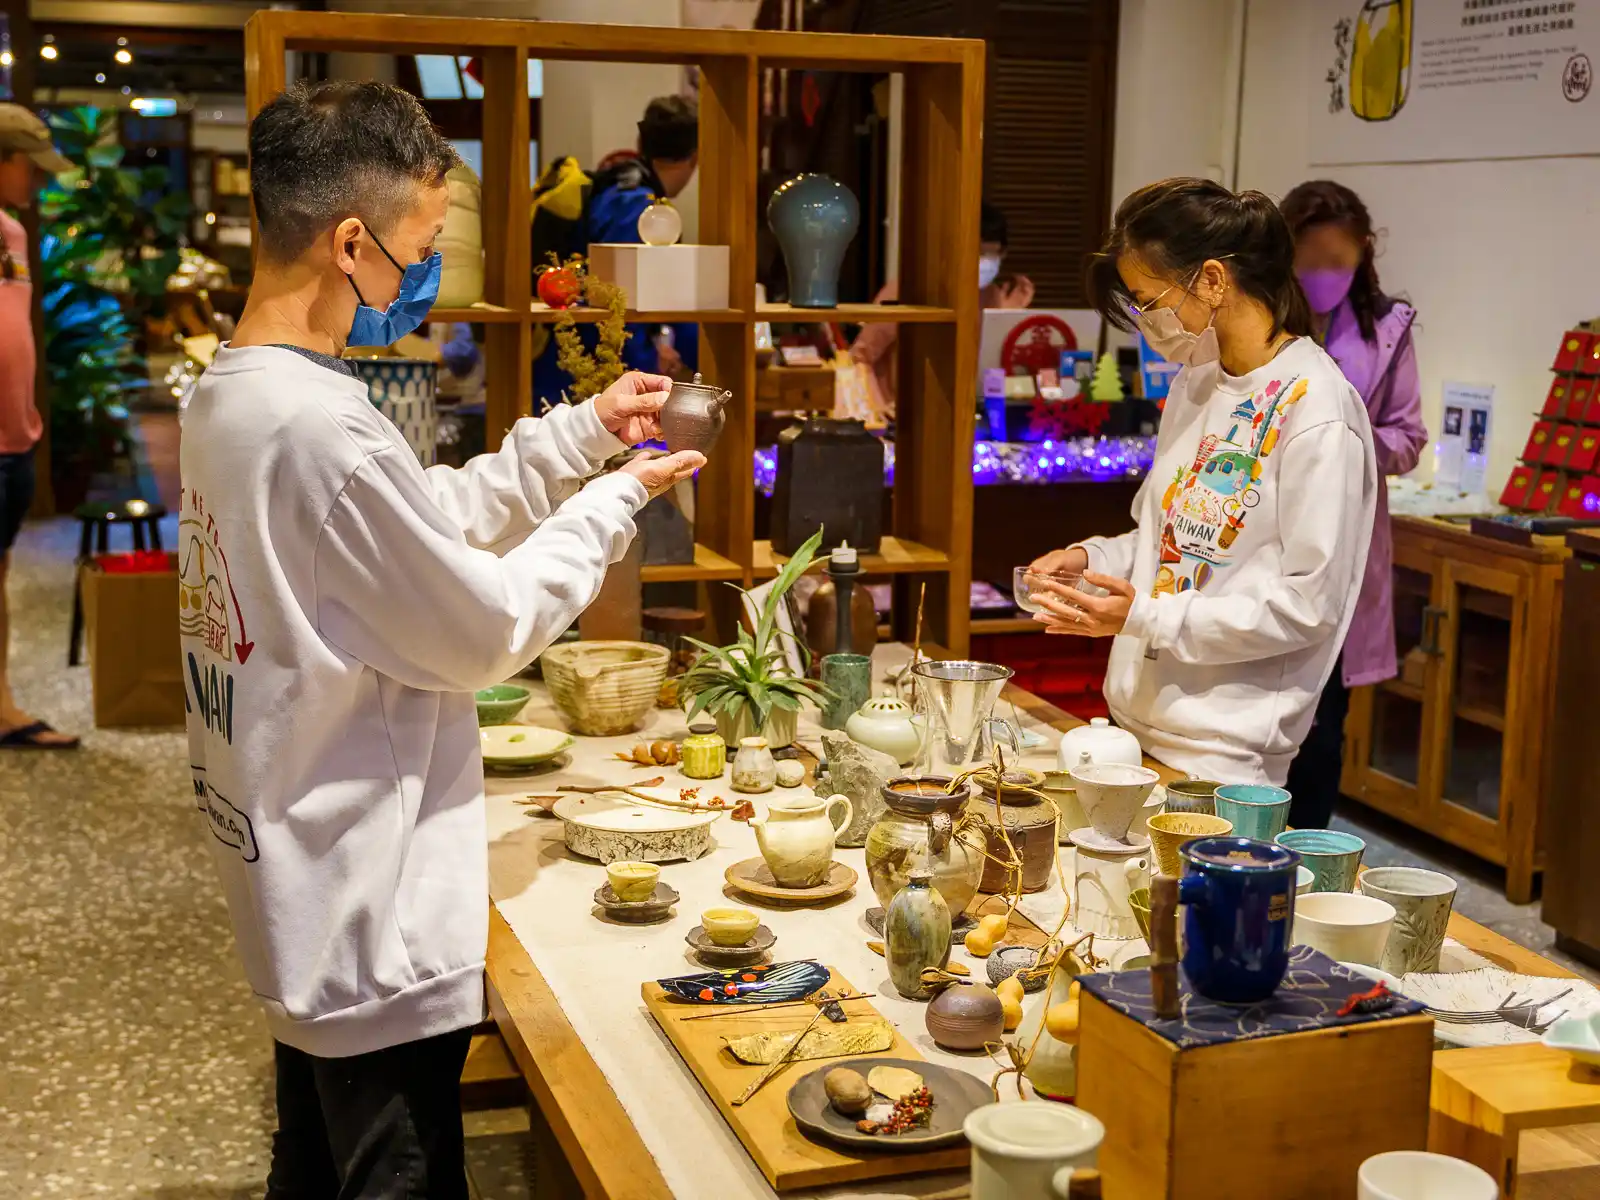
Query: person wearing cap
0 103 77 751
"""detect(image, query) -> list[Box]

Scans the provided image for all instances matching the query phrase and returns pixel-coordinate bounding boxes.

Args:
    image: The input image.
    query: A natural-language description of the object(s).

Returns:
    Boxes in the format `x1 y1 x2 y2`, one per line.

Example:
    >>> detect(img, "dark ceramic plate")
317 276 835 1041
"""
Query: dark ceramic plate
786 1056 993 1152
655 959 830 1004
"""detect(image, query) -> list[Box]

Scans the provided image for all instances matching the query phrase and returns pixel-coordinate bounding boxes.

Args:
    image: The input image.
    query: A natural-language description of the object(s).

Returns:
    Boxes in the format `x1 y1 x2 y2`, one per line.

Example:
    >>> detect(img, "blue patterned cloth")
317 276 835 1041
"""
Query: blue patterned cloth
1077 947 1427 1049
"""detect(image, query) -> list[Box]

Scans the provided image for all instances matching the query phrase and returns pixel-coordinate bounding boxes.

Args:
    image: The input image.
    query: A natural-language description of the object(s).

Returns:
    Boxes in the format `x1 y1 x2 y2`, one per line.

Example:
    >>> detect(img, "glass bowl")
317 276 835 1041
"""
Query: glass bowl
1012 566 1085 614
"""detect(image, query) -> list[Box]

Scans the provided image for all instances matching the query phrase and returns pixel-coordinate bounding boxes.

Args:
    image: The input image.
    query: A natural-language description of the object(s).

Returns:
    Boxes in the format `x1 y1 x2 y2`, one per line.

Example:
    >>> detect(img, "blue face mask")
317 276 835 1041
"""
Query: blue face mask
345 226 441 348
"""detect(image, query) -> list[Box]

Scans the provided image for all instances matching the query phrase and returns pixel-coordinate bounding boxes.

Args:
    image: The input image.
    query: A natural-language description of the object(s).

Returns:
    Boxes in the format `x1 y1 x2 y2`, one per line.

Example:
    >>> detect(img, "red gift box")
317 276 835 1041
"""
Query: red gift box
1500 463 1539 509
1534 470 1565 513
1551 424 1578 466
1558 476 1592 517
1571 377 1598 423
1569 429 1600 474
1544 377 1571 417
1554 330 1593 373
1523 420 1557 463
1588 339 1600 377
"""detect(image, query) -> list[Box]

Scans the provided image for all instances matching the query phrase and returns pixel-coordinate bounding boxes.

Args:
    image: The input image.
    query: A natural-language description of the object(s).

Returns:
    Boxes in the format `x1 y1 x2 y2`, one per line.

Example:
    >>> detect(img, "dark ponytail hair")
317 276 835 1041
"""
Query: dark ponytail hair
1088 177 1311 340
1280 179 1389 342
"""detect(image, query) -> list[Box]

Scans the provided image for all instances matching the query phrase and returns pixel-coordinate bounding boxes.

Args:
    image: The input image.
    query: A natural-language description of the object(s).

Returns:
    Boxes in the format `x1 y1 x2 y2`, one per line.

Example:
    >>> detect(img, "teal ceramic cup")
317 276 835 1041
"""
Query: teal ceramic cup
1276 829 1366 893
1213 785 1292 841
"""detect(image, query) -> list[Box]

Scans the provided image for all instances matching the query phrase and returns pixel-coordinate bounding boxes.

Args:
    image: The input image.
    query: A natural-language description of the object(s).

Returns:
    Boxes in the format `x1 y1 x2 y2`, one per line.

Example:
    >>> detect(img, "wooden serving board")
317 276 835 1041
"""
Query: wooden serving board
641 967 970 1191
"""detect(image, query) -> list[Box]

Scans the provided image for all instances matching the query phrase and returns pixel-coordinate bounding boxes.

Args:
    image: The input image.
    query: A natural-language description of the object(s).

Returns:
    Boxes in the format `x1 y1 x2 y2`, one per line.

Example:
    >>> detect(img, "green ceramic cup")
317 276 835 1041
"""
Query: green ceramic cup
820 653 872 731
1276 829 1366 893
1213 784 1292 841
475 683 531 726
1163 779 1221 817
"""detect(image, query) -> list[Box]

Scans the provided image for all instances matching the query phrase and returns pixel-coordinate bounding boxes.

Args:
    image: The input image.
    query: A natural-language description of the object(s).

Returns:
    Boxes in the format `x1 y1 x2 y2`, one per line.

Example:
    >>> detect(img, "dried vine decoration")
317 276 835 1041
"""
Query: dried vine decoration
553 257 631 399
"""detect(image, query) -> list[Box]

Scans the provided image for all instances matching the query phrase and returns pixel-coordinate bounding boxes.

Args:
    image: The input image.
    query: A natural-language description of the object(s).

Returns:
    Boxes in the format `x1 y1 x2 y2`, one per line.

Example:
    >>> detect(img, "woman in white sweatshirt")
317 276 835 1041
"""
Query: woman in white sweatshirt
1029 179 1377 786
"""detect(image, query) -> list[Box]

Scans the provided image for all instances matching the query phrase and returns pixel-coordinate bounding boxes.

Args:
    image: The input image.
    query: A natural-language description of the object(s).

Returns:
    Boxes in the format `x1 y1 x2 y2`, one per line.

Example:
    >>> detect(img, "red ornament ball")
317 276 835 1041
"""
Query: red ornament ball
538 266 583 309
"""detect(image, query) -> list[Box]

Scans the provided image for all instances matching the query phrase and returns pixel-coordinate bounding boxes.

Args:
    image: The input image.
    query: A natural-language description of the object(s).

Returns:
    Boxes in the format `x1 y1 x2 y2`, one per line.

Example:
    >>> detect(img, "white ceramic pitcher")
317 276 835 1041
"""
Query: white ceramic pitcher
748 793 853 888
1069 830 1150 940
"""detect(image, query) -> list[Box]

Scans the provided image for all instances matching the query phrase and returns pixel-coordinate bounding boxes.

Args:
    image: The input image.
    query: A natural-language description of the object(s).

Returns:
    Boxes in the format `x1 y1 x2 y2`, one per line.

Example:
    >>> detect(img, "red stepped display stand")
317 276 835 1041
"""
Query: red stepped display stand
1501 325 1600 513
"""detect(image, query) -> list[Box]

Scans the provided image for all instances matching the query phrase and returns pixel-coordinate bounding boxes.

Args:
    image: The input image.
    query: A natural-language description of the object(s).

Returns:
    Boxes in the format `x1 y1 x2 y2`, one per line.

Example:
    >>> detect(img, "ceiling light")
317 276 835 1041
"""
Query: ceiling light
114 48 133 65
95 73 105 84
40 45 58 61
0 52 13 68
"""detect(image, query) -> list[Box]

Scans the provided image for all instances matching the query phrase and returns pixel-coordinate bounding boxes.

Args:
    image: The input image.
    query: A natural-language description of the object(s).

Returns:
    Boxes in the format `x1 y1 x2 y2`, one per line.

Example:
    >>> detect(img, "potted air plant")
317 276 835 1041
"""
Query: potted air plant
679 529 834 749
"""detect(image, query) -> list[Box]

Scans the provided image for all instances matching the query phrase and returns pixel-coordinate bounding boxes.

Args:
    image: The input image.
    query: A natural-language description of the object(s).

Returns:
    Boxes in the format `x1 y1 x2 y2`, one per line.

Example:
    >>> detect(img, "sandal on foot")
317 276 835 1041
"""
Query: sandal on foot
0 721 81 750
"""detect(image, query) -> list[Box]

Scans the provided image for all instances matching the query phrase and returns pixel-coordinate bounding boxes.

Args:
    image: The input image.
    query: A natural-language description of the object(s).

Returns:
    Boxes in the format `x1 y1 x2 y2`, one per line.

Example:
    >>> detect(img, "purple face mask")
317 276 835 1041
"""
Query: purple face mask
1298 268 1356 315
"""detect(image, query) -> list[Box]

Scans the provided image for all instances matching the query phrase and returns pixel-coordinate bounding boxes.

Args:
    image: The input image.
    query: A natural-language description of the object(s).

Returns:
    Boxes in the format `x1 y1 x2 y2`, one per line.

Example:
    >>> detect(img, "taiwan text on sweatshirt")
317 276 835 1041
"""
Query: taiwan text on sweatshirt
179 345 645 1057
1076 337 1377 785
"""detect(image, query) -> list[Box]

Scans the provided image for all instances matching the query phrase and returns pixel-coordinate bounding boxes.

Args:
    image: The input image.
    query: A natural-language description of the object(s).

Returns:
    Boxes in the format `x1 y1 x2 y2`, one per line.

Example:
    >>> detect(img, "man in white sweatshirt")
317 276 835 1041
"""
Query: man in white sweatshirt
179 80 703 1199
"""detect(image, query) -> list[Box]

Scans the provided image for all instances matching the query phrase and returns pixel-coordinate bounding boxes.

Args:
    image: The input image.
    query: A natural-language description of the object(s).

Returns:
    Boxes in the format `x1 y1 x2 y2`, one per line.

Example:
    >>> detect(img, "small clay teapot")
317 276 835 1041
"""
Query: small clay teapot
661 372 732 455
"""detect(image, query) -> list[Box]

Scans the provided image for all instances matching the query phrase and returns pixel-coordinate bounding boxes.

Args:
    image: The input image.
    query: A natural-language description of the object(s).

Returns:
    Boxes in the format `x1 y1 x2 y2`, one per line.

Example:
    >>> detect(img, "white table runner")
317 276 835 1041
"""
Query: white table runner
486 645 1082 1199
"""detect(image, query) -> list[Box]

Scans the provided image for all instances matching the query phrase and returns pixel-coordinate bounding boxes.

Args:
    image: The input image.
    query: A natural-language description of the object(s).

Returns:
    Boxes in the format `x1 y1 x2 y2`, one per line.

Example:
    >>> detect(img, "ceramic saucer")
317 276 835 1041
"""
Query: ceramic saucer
480 724 574 770
865 907 978 945
724 858 857 907
685 923 776 967
1067 826 1152 853
592 881 680 924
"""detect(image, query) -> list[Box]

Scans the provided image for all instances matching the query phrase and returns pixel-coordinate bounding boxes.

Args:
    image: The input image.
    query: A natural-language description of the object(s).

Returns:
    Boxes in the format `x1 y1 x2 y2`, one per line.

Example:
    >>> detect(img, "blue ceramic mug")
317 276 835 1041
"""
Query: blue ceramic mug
1177 837 1302 1005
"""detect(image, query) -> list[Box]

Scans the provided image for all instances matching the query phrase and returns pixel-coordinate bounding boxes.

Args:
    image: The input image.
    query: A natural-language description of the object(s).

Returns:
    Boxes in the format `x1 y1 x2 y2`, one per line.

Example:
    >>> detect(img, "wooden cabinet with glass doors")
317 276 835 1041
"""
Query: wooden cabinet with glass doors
1341 515 1567 903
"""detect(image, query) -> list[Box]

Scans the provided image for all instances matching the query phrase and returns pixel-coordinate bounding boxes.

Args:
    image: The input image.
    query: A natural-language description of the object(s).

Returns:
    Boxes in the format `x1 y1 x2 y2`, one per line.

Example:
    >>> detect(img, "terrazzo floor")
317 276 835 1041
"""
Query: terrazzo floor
0 510 1595 1199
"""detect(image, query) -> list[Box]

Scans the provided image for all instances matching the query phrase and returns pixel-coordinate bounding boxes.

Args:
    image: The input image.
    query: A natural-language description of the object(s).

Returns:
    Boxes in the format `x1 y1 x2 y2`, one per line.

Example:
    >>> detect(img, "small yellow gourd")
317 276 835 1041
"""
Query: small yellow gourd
996 975 1025 1005
1044 998 1081 1043
978 913 1009 941
963 928 996 957
1000 992 1023 1031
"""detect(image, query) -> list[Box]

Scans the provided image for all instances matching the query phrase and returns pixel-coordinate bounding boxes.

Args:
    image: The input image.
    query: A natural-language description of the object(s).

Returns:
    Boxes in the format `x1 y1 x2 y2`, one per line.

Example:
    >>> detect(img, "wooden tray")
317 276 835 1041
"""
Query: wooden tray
642 966 970 1191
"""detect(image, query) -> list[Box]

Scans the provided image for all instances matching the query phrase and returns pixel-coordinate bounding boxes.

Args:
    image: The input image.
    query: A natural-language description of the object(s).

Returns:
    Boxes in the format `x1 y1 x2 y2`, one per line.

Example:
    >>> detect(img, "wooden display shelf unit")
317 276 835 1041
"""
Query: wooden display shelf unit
245 11 982 654
1341 515 1567 903
751 535 950 579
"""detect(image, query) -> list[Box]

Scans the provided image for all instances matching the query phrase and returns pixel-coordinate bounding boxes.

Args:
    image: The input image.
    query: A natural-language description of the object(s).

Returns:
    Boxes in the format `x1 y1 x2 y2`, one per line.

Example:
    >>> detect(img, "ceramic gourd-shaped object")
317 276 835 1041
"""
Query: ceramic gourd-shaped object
885 870 951 1001
767 174 860 309
661 373 731 456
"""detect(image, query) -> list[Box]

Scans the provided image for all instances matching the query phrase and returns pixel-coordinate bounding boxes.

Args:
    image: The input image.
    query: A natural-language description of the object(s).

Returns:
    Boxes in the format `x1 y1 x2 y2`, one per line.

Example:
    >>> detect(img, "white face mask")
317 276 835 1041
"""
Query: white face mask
978 255 1002 289
1130 273 1223 367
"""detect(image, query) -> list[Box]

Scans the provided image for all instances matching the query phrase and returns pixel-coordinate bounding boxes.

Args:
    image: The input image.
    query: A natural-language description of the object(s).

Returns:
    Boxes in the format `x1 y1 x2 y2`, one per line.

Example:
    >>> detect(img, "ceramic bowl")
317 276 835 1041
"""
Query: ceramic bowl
1296 865 1315 895
1292 892 1396 968
986 945 1050 993
606 860 660 903
1357 1150 1497 1200
701 906 760 947
1068 762 1161 842
1146 811 1234 877
479 724 575 767
475 683 531 726
1542 1011 1600 1068
539 640 670 736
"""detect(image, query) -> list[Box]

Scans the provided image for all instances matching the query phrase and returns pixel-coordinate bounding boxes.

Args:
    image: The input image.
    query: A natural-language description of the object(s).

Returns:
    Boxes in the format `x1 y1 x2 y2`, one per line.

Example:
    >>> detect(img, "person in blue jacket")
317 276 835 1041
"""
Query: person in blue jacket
532 96 700 406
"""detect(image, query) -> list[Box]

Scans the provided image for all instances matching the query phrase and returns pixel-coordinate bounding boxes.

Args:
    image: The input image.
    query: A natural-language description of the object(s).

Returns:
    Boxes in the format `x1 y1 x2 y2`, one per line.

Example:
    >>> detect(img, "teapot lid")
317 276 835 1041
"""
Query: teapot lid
857 695 912 716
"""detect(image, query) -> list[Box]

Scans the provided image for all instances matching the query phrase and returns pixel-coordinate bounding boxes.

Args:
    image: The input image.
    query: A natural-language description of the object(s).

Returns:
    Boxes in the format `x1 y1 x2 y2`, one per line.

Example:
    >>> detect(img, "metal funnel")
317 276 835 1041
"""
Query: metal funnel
910 659 1014 776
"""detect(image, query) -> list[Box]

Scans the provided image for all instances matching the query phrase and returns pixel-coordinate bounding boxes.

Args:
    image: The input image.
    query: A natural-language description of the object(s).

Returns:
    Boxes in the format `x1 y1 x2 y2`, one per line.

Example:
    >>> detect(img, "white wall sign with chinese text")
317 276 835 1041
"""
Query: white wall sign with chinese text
1310 0 1596 164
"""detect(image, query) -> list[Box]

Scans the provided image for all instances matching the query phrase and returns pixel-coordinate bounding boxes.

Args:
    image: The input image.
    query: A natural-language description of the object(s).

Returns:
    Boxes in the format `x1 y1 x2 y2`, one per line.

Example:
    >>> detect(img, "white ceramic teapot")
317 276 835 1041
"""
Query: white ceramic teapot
748 793 853 888
1055 717 1143 772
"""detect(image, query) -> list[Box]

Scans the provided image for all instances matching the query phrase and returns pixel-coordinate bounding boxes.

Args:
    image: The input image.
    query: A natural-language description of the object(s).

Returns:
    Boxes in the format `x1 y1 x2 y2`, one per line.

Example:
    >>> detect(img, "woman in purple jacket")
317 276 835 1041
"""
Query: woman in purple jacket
1280 180 1428 829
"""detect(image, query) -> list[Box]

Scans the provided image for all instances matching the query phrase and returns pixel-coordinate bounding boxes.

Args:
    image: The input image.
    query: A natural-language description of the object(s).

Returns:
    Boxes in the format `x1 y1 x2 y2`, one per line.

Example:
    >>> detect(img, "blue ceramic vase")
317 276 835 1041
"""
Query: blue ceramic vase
350 357 439 467
767 174 860 309
886 870 951 1000
1177 836 1301 1005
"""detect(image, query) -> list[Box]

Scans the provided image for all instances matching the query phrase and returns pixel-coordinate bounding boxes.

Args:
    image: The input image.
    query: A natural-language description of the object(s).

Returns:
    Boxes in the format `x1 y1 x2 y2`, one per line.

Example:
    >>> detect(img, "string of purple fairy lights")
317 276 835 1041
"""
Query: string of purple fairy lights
750 436 1155 496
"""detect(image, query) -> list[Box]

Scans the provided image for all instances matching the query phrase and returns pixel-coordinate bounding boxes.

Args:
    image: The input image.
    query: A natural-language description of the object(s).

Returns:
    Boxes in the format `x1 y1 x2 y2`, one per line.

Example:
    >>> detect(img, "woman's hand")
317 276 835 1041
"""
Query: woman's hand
618 449 705 499
594 371 674 445
1028 546 1088 577
1033 571 1136 637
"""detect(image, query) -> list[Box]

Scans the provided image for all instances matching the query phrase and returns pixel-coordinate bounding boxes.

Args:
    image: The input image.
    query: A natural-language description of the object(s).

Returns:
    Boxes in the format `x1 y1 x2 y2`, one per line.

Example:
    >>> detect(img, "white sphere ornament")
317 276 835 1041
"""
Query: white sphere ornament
637 199 683 247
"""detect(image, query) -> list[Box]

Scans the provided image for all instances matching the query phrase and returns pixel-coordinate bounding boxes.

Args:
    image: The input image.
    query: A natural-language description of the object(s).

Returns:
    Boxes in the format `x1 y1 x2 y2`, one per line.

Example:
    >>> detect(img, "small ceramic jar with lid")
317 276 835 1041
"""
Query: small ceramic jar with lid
844 695 922 766
731 736 778 793
680 723 726 779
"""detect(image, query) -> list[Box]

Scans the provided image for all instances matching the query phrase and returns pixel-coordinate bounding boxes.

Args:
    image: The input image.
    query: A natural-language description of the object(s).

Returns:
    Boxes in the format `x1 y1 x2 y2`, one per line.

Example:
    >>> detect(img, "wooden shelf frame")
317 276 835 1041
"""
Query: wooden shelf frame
245 12 983 654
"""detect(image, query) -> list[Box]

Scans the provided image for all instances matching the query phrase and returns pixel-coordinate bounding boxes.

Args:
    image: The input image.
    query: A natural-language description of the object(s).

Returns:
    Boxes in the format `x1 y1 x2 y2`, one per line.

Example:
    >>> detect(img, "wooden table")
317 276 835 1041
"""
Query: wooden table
483 680 1594 1199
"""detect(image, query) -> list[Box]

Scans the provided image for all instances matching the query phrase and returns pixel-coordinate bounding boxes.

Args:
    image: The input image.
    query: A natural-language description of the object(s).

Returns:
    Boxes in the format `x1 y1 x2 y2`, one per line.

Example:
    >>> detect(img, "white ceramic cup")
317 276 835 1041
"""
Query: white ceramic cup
1357 866 1458 974
1292 892 1396 967
1296 865 1314 896
1357 1151 1497 1200
965 1101 1103 1200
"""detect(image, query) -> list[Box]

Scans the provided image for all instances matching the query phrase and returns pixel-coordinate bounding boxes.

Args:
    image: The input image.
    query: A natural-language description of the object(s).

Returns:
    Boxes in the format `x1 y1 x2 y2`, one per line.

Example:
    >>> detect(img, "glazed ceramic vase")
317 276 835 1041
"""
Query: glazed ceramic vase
766 173 860 309
865 776 985 914
925 981 1005 1051
969 767 1058 894
886 871 951 1000
350 358 439 467
660 372 731 455
679 724 726 779
746 793 852 887
731 737 778 793
845 696 921 765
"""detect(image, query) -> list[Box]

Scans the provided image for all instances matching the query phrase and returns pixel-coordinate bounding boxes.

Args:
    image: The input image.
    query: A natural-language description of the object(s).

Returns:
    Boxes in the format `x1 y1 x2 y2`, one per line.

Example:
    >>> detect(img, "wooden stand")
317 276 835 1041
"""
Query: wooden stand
1075 991 1434 1200
244 11 983 654
1341 515 1567 902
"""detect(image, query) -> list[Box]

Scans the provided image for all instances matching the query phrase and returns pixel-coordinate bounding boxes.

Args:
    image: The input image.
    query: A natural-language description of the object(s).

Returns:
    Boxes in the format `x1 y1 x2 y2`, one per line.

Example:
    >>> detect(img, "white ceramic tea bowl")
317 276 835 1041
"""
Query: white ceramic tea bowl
1543 1011 1600 1068
1068 762 1160 842
1296 866 1315 896
1292 892 1396 968
1357 1151 1497 1200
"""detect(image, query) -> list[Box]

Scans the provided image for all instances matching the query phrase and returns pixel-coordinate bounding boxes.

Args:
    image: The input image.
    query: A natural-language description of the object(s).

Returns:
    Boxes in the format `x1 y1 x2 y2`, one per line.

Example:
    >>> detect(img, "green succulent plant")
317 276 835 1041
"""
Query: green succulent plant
678 528 836 731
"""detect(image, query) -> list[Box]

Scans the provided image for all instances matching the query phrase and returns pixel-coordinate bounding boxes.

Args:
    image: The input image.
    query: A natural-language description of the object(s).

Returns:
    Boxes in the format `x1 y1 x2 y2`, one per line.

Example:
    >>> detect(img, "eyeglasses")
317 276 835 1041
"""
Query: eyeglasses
1124 257 1231 320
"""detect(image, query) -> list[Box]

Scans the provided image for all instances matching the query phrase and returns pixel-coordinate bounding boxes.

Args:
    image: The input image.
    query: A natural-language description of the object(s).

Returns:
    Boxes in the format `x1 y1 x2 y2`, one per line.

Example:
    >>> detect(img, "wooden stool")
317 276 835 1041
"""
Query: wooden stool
69 499 167 666
1430 1043 1600 1197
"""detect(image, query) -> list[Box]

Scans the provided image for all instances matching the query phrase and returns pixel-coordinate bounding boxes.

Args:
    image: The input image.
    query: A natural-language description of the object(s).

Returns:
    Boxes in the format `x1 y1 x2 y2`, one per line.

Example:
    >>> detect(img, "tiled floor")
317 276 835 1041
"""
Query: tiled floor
0 511 1594 1197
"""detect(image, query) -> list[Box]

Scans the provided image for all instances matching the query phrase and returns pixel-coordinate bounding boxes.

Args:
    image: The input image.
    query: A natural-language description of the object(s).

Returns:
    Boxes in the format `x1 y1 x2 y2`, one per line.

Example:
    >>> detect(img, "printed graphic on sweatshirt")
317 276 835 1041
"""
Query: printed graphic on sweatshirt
1153 375 1309 597
192 768 259 862
180 489 252 746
